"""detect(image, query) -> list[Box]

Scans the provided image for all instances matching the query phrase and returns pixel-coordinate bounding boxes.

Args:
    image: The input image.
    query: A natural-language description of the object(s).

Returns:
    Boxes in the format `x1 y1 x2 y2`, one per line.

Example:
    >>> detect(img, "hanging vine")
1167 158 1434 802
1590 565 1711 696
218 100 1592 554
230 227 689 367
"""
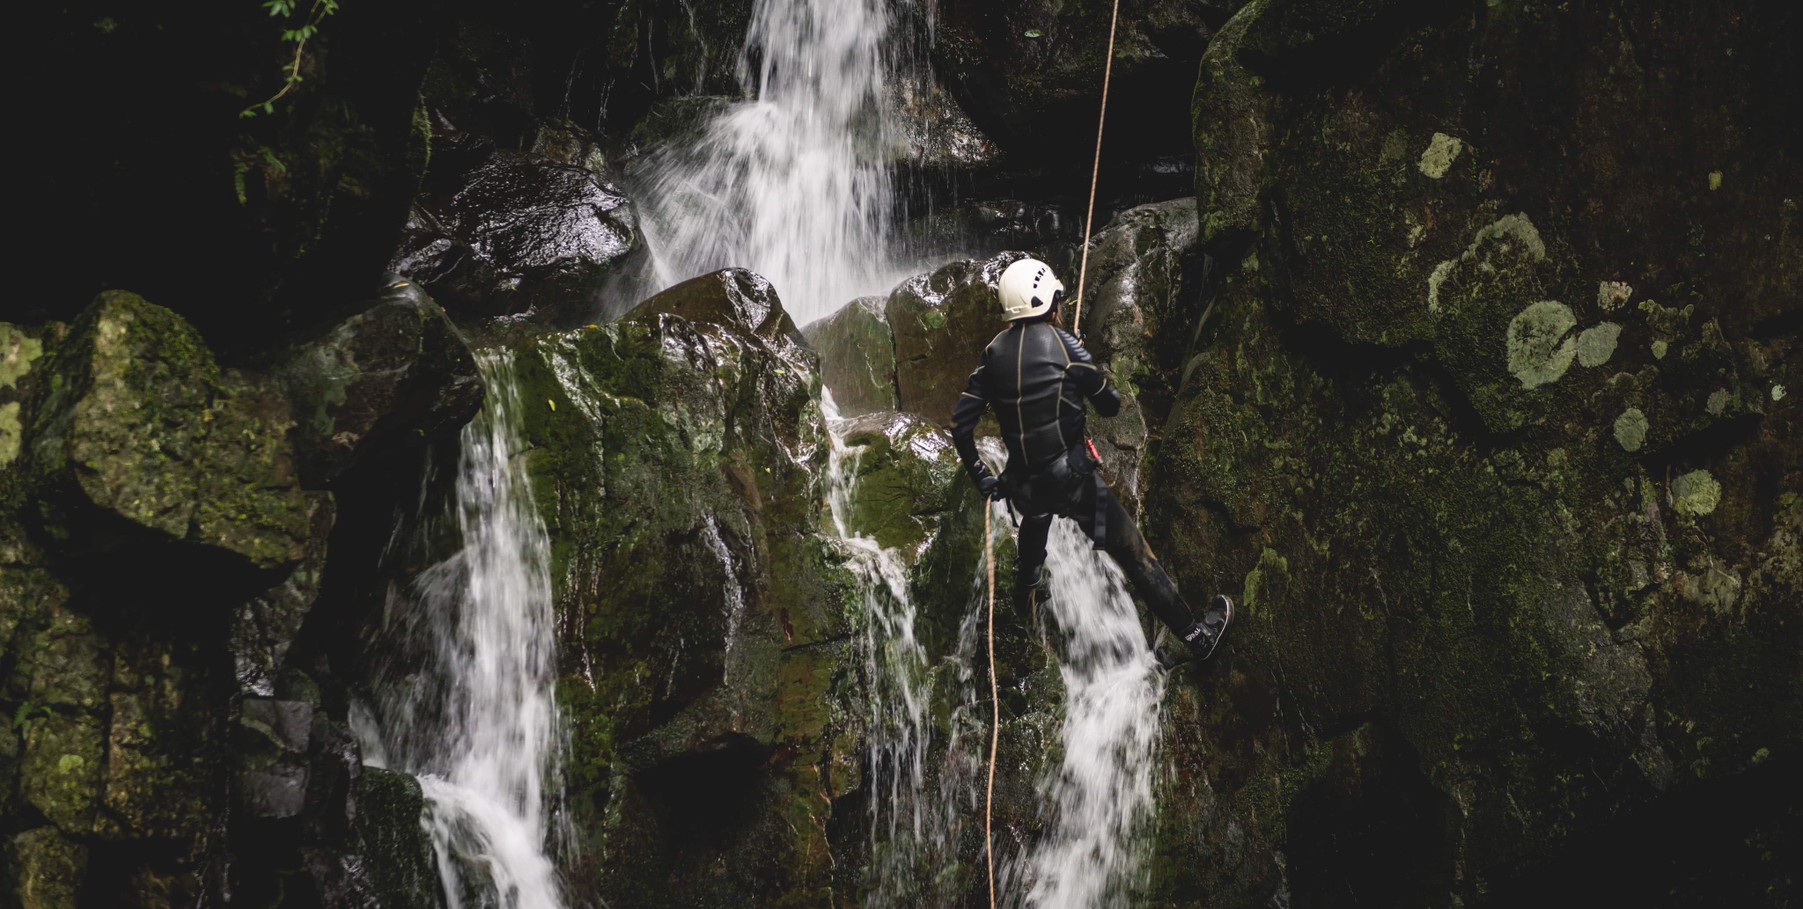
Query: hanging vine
241 0 341 118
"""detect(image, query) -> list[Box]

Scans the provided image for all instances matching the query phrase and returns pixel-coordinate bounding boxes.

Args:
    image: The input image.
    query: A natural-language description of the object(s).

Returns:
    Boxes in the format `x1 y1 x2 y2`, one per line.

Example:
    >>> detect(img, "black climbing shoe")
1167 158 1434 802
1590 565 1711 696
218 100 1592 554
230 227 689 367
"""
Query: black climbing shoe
1013 566 1049 617
1179 594 1234 663
1161 595 1233 667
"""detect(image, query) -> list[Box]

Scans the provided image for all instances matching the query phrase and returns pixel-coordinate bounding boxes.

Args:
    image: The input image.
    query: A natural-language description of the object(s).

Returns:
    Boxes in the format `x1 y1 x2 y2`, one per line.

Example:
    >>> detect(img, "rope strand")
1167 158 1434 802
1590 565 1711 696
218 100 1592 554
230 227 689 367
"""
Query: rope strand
1070 0 1125 339
984 503 1000 909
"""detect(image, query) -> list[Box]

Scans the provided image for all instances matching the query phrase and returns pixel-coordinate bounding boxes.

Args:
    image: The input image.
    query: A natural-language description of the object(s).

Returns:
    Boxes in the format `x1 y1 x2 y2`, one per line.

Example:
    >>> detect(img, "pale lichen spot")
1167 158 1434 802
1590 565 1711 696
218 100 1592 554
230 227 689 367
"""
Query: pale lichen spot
1613 407 1648 452
1708 171 1723 191
1473 213 1547 261
1774 384 1788 402
1576 322 1622 367
1507 301 1578 389
1427 259 1456 313
1672 469 1721 517
0 401 20 466
1597 281 1633 312
1426 213 1545 313
1706 389 1732 415
1 324 43 391
1651 339 1669 360
1418 132 1464 179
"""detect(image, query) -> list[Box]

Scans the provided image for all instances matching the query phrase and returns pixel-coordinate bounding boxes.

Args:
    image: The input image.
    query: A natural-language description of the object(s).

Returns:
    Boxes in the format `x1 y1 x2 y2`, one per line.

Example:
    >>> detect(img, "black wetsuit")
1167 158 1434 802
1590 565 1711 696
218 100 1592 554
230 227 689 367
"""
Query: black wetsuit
950 319 1196 636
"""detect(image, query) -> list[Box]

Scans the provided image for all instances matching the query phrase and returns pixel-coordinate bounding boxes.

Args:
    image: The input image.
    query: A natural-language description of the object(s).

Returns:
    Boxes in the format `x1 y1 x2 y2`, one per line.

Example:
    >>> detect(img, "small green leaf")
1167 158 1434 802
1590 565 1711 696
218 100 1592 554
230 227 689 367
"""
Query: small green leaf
1024 28 1044 38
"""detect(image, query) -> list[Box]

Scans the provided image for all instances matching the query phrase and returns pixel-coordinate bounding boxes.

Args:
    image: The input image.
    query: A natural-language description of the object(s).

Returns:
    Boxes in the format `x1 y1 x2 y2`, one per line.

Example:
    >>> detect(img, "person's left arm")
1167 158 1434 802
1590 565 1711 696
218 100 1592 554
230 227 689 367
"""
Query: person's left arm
1057 328 1123 417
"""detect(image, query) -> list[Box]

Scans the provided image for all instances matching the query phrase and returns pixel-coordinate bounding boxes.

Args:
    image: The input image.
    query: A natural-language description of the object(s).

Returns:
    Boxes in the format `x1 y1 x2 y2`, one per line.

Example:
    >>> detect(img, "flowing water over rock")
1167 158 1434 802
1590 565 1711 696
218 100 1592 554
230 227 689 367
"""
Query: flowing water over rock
1007 516 1167 909
358 350 568 909
636 0 903 323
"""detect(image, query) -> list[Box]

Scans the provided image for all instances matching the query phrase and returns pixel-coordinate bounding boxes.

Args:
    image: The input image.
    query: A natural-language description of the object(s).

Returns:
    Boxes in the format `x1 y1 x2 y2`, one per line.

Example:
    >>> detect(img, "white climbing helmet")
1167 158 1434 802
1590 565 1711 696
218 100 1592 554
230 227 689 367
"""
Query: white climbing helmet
997 258 1064 321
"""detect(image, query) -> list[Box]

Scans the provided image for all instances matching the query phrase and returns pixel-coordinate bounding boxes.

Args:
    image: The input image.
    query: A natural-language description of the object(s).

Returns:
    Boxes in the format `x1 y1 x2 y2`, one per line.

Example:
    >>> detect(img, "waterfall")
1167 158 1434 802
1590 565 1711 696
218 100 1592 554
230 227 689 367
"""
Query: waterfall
1006 517 1166 909
823 393 984 907
636 0 903 324
359 350 568 909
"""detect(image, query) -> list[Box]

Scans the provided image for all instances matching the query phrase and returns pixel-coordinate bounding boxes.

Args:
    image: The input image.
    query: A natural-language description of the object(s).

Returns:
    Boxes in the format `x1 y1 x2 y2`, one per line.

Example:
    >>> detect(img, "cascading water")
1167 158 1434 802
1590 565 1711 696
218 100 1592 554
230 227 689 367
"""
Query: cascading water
636 0 903 323
823 393 939 904
358 350 569 909
1004 517 1167 909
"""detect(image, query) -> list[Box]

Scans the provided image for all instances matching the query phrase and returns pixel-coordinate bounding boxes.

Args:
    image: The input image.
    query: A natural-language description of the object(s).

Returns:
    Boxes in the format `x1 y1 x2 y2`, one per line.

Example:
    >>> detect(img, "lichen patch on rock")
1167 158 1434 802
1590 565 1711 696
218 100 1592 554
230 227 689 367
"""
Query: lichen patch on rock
1418 132 1464 179
1597 281 1634 311
1672 469 1722 516
1506 301 1578 388
0 324 43 391
1576 322 1622 367
1613 407 1649 452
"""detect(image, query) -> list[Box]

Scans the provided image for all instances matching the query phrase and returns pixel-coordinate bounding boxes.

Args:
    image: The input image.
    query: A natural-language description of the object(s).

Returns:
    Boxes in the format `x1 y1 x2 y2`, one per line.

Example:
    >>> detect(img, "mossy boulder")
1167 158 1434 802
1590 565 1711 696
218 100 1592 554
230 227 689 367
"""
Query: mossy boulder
834 412 962 556
801 296 899 417
28 292 309 579
494 269 860 906
889 252 1031 426
353 767 442 909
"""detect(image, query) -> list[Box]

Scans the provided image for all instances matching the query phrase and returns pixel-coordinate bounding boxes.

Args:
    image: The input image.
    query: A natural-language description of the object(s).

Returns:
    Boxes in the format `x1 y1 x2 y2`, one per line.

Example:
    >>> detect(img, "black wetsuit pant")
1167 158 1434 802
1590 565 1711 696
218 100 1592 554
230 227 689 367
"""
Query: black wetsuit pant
1006 457 1194 636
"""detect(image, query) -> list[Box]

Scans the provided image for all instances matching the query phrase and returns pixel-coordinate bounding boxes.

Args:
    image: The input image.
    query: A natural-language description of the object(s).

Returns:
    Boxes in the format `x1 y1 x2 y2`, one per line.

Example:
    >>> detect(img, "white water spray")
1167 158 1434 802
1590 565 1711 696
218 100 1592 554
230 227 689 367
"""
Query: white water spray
361 351 568 909
637 0 903 323
1006 514 1167 909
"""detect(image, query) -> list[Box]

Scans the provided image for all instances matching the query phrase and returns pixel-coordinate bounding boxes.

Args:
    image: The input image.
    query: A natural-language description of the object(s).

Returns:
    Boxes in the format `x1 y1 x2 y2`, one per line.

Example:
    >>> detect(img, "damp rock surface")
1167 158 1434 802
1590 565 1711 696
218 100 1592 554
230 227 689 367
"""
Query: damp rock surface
1156 0 1803 904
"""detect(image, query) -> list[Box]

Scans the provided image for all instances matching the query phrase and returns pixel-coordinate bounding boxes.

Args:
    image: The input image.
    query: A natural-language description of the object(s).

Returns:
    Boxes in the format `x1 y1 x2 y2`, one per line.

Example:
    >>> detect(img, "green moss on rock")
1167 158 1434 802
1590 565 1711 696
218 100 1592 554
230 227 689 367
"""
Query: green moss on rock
4 827 88 909
29 292 308 572
18 714 103 835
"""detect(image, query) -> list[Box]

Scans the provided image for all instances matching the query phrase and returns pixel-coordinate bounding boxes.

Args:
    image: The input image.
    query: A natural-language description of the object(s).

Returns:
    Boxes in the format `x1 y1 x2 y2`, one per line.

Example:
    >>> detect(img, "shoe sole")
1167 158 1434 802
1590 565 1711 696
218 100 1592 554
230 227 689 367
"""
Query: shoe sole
1193 595 1234 662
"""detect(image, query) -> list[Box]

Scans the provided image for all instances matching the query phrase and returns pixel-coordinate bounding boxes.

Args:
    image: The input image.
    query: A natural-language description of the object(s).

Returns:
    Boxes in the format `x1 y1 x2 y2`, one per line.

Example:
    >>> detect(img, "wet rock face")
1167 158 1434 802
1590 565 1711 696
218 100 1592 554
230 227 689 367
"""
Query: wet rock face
392 151 641 324
624 267 806 349
836 412 962 555
889 251 1032 425
801 296 898 416
1148 0 1801 904
279 278 485 488
501 270 859 906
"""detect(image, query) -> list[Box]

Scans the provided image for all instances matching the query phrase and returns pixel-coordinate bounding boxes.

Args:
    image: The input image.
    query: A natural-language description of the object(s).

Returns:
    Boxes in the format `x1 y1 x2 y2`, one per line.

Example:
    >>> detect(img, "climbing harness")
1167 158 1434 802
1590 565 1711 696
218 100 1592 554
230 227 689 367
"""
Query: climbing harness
1069 0 1124 339
983 502 1001 909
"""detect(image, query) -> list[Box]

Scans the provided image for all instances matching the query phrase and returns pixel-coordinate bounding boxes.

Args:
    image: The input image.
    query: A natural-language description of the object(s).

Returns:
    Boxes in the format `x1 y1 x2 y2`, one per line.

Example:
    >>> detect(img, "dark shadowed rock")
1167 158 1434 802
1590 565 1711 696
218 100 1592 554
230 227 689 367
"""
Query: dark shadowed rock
233 494 336 697
801 296 898 416
279 279 485 488
393 152 641 323
931 0 1236 166
888 252 1031 425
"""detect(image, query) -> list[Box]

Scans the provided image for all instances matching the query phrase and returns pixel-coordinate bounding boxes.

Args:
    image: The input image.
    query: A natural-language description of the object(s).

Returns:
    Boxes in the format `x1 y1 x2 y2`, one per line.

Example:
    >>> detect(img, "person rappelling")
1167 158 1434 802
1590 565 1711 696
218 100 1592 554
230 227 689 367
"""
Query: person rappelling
951 258 1234 668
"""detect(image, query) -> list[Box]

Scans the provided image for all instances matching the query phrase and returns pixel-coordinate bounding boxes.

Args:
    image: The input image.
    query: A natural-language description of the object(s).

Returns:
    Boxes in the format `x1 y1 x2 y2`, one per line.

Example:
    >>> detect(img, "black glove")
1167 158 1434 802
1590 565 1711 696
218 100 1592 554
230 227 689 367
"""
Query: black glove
977 474 1004 501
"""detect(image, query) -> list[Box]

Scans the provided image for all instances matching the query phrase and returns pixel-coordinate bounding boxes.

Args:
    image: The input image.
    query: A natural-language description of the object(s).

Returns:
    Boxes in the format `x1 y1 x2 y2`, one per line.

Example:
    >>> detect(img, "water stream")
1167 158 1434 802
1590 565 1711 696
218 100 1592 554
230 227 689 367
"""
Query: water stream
1007 518 1167 909
635 0 903 323
358 351 569 909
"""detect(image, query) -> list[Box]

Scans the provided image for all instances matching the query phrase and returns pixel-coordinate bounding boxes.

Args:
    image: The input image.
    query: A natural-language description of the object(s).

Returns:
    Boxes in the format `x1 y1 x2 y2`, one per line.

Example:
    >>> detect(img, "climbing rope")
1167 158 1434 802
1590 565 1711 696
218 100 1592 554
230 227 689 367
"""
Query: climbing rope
983 503 1001 909
1069 0 1125 339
